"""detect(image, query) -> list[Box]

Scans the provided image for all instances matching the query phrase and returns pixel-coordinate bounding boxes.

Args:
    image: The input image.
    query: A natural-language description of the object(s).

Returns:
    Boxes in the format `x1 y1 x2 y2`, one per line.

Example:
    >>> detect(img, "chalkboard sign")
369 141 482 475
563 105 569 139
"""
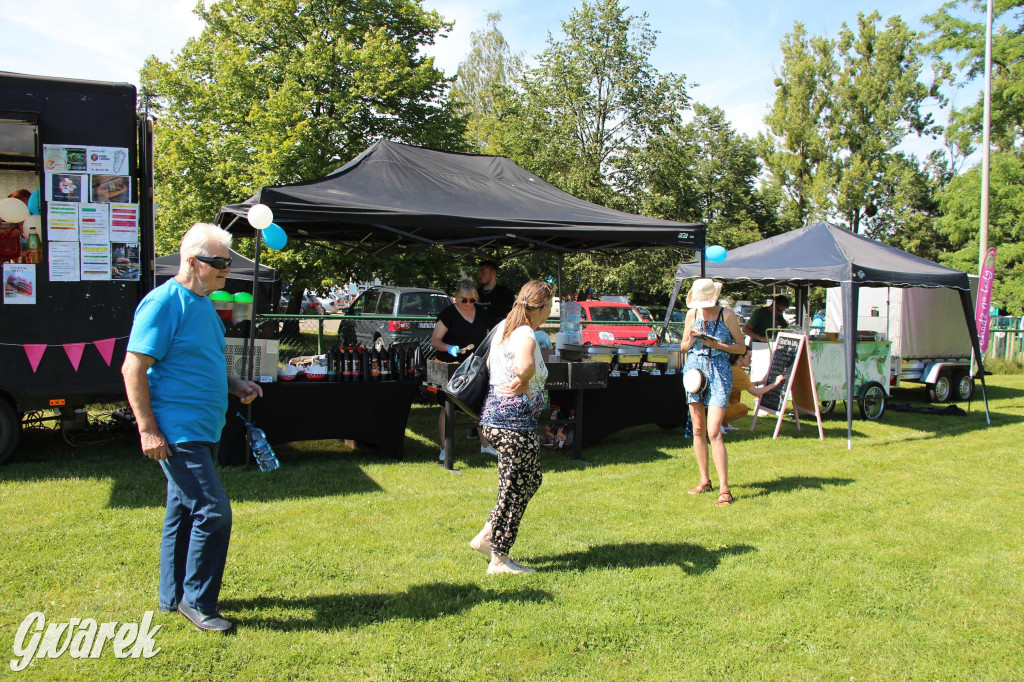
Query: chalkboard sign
758 334 801 413
750 333 824 440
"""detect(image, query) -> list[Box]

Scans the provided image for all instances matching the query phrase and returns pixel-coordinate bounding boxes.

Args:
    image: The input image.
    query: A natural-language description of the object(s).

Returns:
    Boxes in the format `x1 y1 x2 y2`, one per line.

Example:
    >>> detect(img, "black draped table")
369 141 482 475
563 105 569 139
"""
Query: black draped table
549 373 688 458
219 380 420 465
429 359 687 465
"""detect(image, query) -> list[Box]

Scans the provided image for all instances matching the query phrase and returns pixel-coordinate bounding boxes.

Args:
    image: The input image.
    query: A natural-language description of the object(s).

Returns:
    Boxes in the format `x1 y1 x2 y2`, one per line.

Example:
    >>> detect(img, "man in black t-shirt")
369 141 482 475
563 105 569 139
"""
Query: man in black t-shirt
476 259 516 328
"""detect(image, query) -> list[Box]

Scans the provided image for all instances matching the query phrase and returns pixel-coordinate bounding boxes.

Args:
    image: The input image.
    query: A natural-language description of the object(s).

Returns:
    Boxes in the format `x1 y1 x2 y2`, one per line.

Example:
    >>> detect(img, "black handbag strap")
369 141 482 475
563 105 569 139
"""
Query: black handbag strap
472 325 499 362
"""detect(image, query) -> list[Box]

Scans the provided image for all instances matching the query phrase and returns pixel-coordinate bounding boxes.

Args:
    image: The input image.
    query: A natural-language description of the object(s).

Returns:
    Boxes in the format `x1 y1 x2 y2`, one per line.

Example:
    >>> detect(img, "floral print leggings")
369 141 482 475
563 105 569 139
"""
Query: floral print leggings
480 425 543 556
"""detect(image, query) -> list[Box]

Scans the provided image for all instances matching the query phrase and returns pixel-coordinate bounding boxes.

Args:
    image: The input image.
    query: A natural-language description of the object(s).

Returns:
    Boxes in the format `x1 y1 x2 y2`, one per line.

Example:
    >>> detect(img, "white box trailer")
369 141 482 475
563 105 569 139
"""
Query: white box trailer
825 277 979 402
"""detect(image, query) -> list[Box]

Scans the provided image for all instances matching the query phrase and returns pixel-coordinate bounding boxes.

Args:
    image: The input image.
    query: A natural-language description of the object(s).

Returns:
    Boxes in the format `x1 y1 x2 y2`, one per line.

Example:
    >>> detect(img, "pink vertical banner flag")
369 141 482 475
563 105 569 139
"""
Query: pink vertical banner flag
23 344 47 373
975 247 997 353
63 342 86 371
94 338 117 366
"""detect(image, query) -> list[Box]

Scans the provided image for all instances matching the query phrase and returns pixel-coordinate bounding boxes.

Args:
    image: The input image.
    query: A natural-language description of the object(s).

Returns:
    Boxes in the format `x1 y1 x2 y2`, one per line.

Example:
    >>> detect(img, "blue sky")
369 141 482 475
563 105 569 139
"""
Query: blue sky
0 0 979 156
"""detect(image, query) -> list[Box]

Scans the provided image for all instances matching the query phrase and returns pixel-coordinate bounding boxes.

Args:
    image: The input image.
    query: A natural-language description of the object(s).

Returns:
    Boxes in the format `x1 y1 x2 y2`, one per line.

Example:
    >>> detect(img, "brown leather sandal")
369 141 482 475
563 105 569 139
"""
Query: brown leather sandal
688 481 713 495
715 491 734 506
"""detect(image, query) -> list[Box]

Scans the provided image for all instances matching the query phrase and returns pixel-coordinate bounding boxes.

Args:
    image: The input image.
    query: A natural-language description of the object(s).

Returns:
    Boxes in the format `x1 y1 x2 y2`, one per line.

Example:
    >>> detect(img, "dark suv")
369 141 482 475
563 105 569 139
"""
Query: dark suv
338 286 451 353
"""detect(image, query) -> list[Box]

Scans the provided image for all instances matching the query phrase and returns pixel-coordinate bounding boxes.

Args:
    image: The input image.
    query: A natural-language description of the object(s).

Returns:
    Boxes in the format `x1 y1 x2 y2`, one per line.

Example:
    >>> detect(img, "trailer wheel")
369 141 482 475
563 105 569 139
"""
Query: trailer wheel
858 381 886 421
953 370 974 402
928 371 953 403
0 399 20 465
819 400 836 415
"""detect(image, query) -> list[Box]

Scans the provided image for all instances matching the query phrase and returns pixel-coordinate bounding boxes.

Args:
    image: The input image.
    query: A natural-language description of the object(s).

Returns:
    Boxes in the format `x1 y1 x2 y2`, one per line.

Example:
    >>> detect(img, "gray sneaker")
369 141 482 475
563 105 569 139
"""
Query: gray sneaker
177 601 233 632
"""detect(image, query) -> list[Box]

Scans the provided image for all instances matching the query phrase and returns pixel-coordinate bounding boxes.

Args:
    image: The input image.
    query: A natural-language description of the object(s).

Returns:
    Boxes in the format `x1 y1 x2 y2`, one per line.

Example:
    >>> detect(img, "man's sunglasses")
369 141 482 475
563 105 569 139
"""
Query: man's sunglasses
458 297 477 304
195 255 232 269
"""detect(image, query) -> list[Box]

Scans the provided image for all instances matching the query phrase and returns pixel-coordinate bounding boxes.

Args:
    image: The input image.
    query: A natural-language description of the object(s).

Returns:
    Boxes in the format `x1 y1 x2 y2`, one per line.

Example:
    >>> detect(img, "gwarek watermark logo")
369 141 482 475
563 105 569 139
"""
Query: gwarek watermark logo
10 611 162 672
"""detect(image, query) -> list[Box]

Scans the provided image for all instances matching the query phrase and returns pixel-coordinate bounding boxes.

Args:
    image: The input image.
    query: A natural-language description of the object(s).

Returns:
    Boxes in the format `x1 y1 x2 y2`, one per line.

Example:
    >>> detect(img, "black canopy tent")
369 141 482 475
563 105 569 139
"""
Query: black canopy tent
673 222 990 447
215 140 705 258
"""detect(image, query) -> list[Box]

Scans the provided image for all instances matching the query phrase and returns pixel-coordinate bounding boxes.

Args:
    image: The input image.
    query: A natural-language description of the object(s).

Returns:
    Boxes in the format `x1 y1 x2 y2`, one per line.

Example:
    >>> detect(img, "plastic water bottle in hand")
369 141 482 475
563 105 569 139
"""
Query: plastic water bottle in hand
237 412 280 472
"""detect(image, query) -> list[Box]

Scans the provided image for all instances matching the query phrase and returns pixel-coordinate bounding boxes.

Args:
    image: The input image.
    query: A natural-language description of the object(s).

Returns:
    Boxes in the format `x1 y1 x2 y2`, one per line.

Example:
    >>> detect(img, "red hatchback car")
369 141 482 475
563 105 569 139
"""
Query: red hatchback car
578 301 658 346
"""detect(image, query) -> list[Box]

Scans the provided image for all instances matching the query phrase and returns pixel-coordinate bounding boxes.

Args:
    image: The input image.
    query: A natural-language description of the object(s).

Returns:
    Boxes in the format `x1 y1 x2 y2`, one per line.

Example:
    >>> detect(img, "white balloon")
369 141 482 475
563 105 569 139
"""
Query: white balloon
247 203 274 230
0 197 29 223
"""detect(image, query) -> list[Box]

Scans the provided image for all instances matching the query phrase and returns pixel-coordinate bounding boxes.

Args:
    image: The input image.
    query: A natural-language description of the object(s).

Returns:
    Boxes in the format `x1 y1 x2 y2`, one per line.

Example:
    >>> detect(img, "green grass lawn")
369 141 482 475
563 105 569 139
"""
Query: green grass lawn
2 377 1023 680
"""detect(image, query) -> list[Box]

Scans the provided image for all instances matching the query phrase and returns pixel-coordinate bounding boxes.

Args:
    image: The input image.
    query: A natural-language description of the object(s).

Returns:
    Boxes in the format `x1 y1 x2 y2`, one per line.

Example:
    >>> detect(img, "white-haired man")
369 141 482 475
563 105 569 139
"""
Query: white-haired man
122 222 262 632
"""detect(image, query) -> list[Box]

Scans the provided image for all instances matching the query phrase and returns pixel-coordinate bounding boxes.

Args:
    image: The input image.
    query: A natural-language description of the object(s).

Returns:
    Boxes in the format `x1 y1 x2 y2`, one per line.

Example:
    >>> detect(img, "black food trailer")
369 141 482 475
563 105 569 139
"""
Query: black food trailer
0 72 155 463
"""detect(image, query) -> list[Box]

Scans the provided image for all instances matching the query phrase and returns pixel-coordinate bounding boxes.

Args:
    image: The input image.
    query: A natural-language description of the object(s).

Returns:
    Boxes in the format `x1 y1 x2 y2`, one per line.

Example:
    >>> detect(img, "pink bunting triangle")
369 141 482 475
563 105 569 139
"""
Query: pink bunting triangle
23 344 47 373
94 338 116 366
63 343 86 372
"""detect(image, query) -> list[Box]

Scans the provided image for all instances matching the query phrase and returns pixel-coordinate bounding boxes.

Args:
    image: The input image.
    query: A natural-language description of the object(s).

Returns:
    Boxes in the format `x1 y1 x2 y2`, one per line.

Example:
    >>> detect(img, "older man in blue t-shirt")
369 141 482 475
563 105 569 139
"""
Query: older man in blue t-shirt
122 222 262 633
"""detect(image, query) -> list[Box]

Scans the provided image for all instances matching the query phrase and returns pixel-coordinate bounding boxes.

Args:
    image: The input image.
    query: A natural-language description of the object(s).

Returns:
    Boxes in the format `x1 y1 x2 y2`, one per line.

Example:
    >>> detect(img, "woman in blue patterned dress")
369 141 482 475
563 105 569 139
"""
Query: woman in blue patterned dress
681 279 746 506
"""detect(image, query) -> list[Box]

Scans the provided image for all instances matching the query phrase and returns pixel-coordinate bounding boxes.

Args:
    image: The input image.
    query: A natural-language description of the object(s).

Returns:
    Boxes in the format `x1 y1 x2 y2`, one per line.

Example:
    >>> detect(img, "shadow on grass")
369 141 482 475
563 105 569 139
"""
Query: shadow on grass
742 475 854 499
531 541 755 574
219 582 553 631
3 428 384 509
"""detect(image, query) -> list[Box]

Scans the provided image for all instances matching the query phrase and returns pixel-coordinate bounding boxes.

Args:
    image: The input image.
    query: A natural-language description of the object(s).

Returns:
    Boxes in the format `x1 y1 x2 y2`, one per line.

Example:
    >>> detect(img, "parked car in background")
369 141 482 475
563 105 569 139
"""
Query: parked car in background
644 306 687 343
578 300 657 346
319 291 346 314
732 300 754 324
277 288 326 315
338 285 451 351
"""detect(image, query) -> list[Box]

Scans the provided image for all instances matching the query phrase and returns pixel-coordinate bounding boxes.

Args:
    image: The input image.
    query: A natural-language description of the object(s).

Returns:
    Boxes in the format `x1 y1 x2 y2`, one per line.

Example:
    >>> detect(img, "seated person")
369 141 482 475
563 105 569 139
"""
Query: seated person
722 346 785 432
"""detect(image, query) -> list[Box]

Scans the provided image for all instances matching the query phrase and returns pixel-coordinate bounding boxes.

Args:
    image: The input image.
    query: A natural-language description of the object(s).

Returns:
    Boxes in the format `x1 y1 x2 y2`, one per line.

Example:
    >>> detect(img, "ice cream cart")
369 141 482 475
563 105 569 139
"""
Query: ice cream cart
807 337 890 420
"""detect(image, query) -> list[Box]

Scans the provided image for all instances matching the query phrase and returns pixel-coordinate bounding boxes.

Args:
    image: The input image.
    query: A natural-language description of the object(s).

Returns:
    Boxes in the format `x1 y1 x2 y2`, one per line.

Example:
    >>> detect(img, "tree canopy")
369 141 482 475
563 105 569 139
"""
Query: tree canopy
140 0 468 295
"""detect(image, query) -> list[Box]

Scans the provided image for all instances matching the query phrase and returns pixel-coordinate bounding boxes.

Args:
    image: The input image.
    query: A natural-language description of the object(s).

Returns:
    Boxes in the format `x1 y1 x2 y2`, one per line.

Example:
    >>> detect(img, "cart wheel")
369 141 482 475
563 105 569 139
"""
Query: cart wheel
0 399 21 465
952 370 974 402
858 381 886 421
819 400 836 415
928 370 953 403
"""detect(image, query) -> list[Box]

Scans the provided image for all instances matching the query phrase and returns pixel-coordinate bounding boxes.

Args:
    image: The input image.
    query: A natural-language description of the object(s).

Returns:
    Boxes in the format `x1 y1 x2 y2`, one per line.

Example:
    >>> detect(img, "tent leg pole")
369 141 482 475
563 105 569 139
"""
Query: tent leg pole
557 255 564 301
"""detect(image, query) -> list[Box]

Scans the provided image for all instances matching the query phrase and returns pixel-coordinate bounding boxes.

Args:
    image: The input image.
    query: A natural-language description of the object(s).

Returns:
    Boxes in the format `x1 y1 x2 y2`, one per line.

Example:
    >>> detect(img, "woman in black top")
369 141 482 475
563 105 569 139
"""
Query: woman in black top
431 280 490 459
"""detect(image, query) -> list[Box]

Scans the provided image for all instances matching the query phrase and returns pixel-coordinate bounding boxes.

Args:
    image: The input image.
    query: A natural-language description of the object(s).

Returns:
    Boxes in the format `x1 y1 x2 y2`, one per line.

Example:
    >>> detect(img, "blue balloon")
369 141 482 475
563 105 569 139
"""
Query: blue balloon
27 189 40 216
706 245 727 263
262 223 288 250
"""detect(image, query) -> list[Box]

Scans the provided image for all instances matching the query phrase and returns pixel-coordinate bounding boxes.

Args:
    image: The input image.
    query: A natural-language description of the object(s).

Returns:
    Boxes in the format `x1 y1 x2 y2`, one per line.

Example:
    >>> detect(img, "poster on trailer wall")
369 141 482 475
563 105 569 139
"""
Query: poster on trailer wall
3 263 36 304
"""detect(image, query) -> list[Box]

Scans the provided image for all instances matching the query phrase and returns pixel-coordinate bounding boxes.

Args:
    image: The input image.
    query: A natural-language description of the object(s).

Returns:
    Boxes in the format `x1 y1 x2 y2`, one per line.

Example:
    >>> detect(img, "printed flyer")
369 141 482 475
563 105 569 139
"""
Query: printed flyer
47 202 80 241
3 263 36 304
45 173 86 202
79 203 111 244
42 145 88 172
48 242 80 282
109 203 140 242
90 175 131 203
80 243 111 281
111 242 141 281
86 146 130 174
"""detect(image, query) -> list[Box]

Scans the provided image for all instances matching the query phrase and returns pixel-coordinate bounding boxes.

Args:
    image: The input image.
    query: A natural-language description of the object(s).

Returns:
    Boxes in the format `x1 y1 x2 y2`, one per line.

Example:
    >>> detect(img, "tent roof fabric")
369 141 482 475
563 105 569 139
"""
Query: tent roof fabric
216 140 705 256
674 222 969 290
155 248 279 283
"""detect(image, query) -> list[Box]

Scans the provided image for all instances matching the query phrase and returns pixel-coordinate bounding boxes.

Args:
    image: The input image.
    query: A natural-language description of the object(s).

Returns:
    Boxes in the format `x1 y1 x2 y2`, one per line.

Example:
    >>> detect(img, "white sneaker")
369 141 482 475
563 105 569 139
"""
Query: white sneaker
723 424 738 432
480 445 498 457
439 449 445 461
487 558 536 574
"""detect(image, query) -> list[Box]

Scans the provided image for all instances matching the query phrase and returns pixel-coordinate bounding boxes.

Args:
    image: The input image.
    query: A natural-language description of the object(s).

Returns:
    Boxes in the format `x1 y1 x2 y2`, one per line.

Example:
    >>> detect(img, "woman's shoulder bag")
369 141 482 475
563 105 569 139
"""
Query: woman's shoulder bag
444 326 498 420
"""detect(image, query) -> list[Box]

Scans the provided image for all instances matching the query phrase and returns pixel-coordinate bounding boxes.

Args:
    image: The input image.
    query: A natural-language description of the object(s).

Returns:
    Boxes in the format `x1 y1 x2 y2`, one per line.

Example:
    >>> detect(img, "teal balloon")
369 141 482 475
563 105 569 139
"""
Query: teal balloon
27 189 40 216
263 223 288 250
706 245 727 263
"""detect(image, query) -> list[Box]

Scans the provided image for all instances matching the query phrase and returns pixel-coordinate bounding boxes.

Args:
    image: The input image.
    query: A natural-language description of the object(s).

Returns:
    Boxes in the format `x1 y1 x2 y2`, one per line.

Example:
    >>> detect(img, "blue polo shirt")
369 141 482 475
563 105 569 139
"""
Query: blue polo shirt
127 279 228 443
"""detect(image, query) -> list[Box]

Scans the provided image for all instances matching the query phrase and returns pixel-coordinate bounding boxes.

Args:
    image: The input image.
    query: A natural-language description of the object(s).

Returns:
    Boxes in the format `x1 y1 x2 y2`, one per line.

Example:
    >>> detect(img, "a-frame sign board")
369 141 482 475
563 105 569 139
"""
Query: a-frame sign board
750 333 824 440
